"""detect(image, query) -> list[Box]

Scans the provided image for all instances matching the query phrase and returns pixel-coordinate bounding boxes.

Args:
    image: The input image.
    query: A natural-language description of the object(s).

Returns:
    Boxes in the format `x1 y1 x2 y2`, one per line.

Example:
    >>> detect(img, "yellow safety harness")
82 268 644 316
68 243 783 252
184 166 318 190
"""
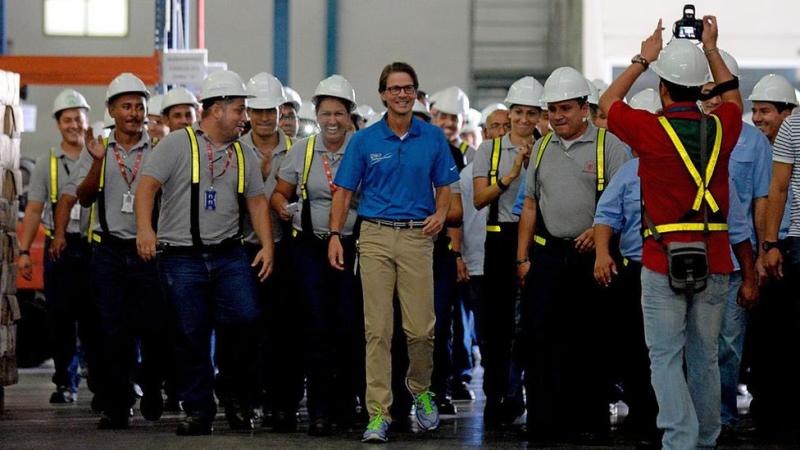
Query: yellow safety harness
87 138 109 243
642 115 727 238
529 128 606 246
459 141 469 156
485 138 504 232
186 126 246 246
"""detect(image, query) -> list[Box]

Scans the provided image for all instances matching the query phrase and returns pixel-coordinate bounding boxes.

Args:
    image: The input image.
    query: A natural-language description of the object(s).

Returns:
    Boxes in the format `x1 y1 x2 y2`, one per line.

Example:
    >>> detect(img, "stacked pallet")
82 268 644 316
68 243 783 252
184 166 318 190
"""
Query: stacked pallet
0 69 22 409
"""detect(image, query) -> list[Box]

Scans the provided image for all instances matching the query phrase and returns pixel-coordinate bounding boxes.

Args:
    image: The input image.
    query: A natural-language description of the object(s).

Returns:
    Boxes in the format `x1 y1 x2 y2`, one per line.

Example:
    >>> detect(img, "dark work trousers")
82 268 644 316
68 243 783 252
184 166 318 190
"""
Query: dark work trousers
479 224 518 416
253 237 306 417
44 235 97 394
611 259 658 435
523 240 610 438
431 240 456 400
292 233 362 423
157 244 260 421
453 278 478 385
90 240 167 418
748 238 800 437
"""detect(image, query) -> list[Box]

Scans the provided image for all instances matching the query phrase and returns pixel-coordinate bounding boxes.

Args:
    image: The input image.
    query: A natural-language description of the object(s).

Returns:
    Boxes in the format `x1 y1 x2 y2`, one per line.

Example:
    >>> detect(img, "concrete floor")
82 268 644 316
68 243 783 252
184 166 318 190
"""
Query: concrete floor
0 365 789 449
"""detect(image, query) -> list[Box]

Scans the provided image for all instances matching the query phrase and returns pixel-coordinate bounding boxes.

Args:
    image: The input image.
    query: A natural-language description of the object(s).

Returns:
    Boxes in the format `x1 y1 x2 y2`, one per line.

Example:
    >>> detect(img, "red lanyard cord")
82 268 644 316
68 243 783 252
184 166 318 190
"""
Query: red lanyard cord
111 145 144 191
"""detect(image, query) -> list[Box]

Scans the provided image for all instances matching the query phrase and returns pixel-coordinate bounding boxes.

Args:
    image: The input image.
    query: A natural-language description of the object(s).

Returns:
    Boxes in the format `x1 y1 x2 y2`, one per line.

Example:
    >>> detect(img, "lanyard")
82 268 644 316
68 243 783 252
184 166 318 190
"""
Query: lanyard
111 145 144 191
321 153 338 194
206 141 233 186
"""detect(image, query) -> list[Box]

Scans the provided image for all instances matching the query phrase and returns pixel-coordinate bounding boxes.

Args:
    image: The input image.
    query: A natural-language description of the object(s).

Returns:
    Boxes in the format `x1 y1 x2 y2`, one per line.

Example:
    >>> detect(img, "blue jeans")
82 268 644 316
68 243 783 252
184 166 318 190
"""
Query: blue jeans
91 241 165 416
157 245 260 420
718 271 744 426
641 268 728 450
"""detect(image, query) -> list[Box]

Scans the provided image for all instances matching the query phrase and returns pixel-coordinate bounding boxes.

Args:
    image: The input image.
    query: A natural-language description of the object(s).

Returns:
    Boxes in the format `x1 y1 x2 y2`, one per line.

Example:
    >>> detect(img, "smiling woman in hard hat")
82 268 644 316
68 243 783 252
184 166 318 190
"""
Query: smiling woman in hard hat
517 66 630 444
17 88 97 407
271 74 361 437
471 75 542 429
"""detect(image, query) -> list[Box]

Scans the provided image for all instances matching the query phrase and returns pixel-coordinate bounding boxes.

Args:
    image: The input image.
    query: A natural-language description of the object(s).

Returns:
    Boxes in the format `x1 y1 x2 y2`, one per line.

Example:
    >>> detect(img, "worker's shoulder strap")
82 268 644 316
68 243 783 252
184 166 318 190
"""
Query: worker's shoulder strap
285 136 293 150
487 138 502 183
596 128 607 200
300 135 316 200
459 141 469 155
49 148 58 205
534 132 554 169
187 126 203 246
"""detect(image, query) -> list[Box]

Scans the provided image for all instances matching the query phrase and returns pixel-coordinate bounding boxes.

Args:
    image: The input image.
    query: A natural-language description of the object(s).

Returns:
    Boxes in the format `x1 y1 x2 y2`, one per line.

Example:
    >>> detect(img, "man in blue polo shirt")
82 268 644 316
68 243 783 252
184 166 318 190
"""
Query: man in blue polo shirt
329 62 458 443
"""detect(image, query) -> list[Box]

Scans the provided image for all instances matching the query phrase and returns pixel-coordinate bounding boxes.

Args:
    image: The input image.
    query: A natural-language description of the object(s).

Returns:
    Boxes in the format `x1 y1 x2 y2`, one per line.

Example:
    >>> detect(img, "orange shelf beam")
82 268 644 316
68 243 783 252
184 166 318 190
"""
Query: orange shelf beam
0 52 161 86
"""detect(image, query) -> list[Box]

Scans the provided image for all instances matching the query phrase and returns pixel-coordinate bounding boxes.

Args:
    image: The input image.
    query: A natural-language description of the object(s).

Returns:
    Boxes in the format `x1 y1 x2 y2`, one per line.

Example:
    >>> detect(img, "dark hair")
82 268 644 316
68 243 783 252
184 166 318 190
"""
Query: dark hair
378 62 419 93
312 95 354 113
660 78 702 103
201 97 238 118
766 101 795 114
55 110 64 121
416 90 428 102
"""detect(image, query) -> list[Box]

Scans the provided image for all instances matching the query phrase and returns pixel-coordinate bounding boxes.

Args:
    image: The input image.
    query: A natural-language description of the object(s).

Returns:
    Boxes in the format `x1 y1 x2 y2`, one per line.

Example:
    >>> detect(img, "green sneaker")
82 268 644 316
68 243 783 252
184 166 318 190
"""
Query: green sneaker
407 379 440 431
361 407 390 443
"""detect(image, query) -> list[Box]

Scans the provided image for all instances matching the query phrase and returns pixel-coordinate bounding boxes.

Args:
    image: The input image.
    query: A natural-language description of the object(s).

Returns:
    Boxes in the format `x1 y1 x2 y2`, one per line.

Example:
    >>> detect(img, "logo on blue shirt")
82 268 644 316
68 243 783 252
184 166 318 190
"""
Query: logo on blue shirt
369 153 393 166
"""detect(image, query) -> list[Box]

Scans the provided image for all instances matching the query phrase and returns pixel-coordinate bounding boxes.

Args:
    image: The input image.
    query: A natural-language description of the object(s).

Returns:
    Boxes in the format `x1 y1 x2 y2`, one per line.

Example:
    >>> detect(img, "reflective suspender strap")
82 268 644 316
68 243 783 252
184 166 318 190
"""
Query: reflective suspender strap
460 141 469 155
46 149 58 237
657 116 722 213
300 136 316 201
486 138 502 231
534 132 553 169
642 222 728 238
233 141 246 237
187 126 203 247
596 128 606 194
286 136 293 149
87 138 109 243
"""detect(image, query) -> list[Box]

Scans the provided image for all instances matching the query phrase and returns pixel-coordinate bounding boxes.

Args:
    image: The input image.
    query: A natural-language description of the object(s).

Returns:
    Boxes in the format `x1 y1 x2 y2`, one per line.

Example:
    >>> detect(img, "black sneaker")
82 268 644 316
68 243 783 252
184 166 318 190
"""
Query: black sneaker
451 381 475 401
176 416 213 436
308 418 332 436
49 388 76 404
140 391 164 421
437 396 458 415
97 412 130 430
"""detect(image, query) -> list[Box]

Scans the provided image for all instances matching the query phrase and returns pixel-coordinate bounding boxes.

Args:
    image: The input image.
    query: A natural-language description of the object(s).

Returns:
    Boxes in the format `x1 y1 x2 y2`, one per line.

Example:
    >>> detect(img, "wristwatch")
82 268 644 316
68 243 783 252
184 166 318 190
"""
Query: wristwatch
761 241 780 252
631 54 649 69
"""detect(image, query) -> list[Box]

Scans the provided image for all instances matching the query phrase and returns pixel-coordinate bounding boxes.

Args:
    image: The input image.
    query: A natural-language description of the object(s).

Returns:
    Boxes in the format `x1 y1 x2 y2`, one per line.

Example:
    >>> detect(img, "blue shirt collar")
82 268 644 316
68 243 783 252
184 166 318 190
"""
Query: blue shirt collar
378 114 422 140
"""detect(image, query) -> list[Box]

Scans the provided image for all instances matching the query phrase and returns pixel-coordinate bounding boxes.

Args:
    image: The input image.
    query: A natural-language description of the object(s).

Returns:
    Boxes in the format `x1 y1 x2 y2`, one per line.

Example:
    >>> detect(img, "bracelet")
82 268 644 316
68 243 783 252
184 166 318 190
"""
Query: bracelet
451 250 462 258
496 178 509 192
704 47 719 56
19 249 30 256
329 231 341 239
515 257 529 266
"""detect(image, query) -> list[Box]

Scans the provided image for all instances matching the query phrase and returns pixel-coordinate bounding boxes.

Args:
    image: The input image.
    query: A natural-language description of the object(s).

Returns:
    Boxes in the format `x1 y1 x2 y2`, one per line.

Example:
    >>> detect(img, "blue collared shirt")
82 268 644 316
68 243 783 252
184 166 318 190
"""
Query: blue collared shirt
591 158 751 265
335 116 459 220
729 122 771 244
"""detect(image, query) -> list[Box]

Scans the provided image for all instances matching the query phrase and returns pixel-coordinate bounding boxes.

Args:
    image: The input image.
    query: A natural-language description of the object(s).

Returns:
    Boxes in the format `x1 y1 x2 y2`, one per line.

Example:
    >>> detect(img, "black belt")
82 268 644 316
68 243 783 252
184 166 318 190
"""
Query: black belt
363 217 427 229
93 233 137 248
158 237 242 256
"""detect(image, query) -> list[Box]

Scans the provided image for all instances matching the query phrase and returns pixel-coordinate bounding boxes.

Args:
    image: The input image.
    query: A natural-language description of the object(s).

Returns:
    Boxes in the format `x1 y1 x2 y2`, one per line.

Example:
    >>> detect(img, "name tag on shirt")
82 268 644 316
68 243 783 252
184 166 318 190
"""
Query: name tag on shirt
121 192 134 214
205 188 217 211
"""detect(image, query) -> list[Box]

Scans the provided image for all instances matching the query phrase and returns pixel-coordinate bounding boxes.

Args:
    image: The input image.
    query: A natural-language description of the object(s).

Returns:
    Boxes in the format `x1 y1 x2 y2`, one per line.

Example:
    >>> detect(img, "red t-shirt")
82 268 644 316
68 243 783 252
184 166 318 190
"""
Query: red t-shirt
607 100 742 274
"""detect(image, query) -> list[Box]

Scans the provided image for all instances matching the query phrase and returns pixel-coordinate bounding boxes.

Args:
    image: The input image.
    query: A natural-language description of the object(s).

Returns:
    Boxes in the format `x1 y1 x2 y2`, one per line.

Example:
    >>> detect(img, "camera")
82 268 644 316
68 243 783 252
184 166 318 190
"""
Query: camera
673 4 703 40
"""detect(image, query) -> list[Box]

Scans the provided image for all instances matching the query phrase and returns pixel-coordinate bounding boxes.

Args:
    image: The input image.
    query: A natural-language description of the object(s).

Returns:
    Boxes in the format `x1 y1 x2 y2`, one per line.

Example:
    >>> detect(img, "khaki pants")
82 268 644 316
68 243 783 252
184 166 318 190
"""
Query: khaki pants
358 220 435 420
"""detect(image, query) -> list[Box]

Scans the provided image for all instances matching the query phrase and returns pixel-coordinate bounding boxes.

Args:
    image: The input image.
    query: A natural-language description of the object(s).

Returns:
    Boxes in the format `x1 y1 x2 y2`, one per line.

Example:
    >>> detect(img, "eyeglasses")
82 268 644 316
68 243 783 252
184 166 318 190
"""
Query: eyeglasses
385 85 416 95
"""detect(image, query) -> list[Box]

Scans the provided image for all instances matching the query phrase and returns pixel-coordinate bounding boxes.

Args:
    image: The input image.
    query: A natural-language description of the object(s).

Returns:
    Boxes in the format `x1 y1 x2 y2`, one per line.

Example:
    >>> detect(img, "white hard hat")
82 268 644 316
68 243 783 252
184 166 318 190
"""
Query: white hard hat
312 74 356 112
52 88 91 118
542 67 591 104
412 99 431 119
480 103 508 126
103 109 114 129
298 101 316 121
461 108 482 133
629 88 662 114
282 87 302 111
651 39 708 87
161 87 199 114
354 104 376 121
365 112 385 128
586 79 600 105
147 95 163 117
705 49 740 83
748 74 798 106
105 72 149 103
504 76 544 108
246 72 286 110
591 79 609 92
428 89 443 107
434 86 469 117
201 70 251 101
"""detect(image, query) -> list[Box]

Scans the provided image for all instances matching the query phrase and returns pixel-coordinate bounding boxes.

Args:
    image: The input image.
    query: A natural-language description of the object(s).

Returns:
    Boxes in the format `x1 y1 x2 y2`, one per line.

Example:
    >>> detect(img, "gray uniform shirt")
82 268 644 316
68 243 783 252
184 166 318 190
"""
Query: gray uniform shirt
28 147 91 234
66 130 152 240
525 124 629 238
141 123 265 246
240 130 293 244
278 134 358 236
454 138 476 165
472 134 526 223
459 163 486 276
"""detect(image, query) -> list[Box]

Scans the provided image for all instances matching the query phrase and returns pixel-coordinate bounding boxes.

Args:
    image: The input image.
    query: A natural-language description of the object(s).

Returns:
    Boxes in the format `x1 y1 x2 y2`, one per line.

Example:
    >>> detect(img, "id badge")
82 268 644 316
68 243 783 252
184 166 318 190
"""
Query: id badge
121 191 134 214
69 203 81 221
204 187 217 211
